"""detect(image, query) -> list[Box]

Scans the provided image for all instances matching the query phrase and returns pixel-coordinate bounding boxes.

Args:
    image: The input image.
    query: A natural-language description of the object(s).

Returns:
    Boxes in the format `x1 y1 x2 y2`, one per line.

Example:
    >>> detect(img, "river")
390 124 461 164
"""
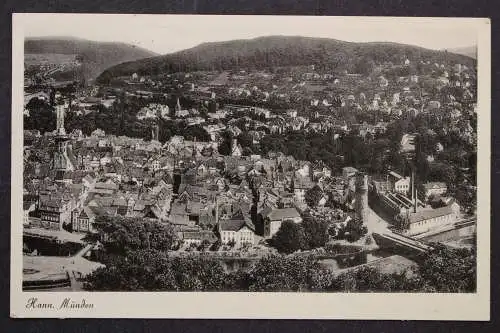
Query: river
217 248 395 273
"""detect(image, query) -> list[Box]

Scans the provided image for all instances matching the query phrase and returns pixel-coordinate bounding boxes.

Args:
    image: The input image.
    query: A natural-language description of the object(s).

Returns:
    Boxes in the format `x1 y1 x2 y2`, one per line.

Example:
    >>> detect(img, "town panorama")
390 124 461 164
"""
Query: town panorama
22 35 477 293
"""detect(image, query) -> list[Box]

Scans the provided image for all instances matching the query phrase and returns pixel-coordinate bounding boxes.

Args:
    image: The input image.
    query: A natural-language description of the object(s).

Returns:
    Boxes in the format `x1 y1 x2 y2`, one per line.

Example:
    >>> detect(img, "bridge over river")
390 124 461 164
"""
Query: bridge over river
372 216 477 257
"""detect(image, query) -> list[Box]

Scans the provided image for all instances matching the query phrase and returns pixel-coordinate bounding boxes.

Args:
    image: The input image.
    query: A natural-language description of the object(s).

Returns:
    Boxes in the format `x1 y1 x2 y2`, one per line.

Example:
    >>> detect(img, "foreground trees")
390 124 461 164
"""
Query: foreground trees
85 216 476 293
270 220 306 254
248 255 333 292
418 244 476 292
89 216 176 256
85 245 476 293
84 250 226 291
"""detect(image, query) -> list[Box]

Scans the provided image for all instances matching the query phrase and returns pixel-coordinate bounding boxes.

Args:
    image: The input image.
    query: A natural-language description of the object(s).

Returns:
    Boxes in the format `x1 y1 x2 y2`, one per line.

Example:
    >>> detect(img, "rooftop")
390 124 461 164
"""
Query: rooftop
408 205 454 224
262 207 301 221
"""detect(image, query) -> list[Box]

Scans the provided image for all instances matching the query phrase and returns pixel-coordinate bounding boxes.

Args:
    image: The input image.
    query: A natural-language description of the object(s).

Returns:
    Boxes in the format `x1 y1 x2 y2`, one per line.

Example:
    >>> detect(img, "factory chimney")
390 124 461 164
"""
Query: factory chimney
215 197 219 225
412 168 417 213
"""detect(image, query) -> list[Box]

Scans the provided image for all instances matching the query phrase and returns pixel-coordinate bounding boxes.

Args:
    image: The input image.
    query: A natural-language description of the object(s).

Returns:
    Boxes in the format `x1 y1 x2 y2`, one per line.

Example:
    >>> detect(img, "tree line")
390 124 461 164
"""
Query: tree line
83 216 475 293
84 245 476 293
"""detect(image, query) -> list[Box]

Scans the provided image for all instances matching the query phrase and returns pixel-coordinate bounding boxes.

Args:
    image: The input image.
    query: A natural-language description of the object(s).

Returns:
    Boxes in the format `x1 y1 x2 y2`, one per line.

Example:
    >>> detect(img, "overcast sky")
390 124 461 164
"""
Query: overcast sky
18 14 481 55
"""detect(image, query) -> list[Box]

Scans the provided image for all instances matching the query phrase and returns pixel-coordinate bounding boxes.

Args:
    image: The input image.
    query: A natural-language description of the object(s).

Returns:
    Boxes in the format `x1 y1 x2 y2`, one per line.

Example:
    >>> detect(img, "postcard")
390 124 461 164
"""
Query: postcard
11 13 490 319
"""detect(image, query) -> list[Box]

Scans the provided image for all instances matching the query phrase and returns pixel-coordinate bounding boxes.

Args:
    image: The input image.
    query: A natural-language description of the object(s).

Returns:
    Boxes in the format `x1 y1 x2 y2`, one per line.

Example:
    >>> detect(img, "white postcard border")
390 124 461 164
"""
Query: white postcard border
10 14 491 320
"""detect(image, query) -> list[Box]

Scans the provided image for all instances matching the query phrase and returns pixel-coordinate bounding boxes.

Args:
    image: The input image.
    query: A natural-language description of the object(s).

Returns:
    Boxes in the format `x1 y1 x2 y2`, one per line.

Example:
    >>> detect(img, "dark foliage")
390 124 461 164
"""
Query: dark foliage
270 220 306 254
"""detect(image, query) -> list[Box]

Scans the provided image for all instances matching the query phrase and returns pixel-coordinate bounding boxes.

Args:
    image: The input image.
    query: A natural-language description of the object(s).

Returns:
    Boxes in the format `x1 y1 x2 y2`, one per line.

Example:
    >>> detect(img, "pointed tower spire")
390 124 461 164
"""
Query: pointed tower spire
176 97 182 112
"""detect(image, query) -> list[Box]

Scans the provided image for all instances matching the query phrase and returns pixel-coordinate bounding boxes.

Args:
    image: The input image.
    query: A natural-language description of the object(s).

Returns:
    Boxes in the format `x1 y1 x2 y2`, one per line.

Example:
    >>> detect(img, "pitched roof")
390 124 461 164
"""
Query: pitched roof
219 211 255 232
408 205 453 224
343 166 359 173
262 207 301 221
388 171 403 180
79 206 96 220
89 205 117 217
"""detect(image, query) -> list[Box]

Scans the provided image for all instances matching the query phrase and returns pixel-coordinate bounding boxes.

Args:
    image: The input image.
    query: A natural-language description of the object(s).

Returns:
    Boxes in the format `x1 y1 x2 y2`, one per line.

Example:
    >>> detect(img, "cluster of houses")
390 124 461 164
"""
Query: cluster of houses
23 54 476 252
27 127 373 250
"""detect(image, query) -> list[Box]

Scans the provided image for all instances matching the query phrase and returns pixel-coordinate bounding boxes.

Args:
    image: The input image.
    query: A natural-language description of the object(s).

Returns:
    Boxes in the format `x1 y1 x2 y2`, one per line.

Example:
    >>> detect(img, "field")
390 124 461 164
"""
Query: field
25 53 78 66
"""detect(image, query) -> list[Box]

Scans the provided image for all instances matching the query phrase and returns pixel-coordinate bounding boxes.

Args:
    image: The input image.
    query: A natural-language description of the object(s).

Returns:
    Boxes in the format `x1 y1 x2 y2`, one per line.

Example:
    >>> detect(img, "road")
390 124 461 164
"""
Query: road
364 203 391 234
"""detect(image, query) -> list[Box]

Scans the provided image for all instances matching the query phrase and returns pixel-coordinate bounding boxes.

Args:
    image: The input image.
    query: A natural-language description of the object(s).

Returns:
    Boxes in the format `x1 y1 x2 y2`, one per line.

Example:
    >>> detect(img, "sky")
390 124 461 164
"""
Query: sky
17 14 482 55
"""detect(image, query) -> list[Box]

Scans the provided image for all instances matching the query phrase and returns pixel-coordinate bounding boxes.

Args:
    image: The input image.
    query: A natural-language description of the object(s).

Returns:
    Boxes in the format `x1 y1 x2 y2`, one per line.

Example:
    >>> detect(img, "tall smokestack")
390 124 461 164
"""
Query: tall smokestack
412 168 417 213
414 187 418 213
215 197 219 225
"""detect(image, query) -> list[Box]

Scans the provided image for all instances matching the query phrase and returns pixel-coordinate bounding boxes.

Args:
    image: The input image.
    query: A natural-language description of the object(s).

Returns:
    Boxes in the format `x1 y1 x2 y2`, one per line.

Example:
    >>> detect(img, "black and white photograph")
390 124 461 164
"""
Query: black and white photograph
10 14 490 319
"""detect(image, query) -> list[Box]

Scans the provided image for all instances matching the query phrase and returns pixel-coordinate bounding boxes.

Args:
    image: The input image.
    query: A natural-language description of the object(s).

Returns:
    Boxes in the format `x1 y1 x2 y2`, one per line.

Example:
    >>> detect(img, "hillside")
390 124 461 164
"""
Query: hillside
446 46 477 59
25 37 157 81
97 35 476 83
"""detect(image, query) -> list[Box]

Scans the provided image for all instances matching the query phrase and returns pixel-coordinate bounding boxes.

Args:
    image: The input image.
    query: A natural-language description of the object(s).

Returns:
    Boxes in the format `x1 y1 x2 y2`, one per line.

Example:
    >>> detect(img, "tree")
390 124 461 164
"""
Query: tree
84 251 227 291
92 216 176 256
353 56 376 75
332 217 368 243
305 185 324 208
24 99 56 133
249 255 331 292
417 244 476 292
428 162 456 186
344 217 368 242
184 125 211 142
210 240 221 251
84 249 177 291
218 130 233 156
328 266 425 292
170 256 226 291
270 220 306 254
301 213 329 250
237 132 253 149
224 270 252 291
197 239 212 251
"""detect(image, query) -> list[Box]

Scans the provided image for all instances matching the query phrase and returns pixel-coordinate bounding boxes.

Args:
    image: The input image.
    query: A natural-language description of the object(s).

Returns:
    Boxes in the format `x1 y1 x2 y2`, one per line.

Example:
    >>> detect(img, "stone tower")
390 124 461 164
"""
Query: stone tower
355 173 369 224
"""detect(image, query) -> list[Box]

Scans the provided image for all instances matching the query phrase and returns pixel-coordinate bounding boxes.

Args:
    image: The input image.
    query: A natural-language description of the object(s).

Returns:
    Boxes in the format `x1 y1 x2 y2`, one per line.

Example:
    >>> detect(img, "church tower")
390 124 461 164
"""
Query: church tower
53 104 74 180
175 97 182 112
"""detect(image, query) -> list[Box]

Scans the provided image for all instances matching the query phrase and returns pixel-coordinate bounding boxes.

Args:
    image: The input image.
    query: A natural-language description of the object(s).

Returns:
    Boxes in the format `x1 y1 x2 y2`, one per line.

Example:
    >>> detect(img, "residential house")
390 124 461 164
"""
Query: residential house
231 139 243 157
218 211 256 246
38 194 75 230
72 206 97 233
182 230 217 247
261 207 302 238
292 176 315 204
388 171 410 194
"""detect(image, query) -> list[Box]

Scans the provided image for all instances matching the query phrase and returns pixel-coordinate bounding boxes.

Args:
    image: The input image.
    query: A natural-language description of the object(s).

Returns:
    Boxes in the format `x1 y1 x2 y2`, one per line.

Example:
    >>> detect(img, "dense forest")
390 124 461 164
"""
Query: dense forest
97 36 475 83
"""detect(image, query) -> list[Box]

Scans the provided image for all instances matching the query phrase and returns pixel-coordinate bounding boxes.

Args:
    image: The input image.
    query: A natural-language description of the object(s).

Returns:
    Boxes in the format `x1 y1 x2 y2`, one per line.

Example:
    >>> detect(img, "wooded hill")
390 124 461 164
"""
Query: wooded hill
25 37 157 81
97 35 475 83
